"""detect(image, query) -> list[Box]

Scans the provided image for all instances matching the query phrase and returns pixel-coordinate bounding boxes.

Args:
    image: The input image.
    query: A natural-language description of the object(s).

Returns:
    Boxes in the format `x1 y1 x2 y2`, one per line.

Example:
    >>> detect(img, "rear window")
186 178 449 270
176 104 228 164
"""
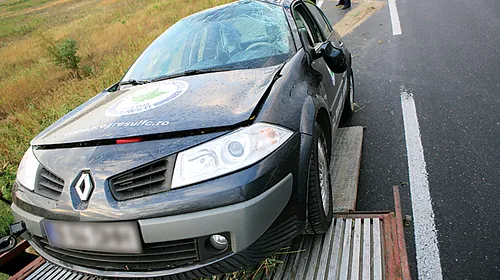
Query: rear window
123 1 293 81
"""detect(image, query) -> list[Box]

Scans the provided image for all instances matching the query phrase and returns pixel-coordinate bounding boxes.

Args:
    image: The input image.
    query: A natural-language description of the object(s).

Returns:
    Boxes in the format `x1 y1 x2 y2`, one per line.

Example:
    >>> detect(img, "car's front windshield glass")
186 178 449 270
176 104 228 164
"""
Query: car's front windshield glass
122 1 293 82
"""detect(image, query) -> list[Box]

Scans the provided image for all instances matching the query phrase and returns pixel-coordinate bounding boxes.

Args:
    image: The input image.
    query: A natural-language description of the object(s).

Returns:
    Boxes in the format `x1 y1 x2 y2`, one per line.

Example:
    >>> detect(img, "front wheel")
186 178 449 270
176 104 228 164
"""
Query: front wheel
304 124 333 235
342 67 355 118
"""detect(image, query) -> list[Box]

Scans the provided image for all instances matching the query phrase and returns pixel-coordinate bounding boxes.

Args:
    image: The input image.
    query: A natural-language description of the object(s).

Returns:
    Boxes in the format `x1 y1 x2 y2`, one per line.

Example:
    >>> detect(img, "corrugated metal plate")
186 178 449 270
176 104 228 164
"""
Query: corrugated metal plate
24 262 269 280
272 217 386 280
25 263 85 280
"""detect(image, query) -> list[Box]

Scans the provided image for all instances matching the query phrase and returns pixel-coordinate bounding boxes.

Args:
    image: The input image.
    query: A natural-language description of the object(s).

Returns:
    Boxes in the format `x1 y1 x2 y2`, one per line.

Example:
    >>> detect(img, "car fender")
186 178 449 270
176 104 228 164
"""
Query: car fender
255 50 331 134
299 94 331 136
254 50 334 230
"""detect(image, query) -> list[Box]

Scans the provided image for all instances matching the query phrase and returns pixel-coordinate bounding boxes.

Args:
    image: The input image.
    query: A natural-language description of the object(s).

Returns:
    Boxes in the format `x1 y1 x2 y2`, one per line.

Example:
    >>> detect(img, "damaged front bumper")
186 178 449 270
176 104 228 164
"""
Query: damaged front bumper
12 173 293 277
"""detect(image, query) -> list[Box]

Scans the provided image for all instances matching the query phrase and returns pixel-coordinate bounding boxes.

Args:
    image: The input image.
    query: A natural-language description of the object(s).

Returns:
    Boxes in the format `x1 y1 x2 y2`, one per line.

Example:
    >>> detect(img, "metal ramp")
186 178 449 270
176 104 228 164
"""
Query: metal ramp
273 216 385 280
8 127 411 280
270 126 410 280
272 207 410 280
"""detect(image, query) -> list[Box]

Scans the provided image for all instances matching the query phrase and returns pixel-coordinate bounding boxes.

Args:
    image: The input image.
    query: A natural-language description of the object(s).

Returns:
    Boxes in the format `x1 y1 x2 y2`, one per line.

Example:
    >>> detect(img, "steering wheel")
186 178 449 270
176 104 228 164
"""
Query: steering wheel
245 41 282 53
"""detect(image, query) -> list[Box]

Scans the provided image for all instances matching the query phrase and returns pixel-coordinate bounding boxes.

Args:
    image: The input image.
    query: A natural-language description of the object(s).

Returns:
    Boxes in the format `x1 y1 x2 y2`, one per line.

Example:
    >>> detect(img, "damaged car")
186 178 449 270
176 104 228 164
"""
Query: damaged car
11 0 355 278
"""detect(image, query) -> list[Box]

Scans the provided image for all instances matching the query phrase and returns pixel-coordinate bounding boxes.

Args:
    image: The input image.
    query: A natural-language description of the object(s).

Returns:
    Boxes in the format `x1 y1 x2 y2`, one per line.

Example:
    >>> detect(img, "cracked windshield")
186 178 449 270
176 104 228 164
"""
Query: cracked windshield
123 1 293 82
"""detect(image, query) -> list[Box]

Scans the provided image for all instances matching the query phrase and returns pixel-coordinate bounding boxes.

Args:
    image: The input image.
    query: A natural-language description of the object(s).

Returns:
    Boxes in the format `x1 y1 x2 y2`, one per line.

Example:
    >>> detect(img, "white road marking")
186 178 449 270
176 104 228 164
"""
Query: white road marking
317 0 325 7
388 0 402 35
401 90 443 280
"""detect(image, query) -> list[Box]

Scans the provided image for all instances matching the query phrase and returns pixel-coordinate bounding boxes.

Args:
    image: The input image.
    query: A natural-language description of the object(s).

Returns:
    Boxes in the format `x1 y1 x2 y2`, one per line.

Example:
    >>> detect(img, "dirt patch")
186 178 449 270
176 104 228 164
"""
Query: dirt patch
333 0 386 37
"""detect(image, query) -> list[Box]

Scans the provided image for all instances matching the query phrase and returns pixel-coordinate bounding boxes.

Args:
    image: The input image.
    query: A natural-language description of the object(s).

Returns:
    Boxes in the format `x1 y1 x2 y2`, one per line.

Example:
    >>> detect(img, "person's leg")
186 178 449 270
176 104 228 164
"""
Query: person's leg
336 0 345 6
342 0 351 9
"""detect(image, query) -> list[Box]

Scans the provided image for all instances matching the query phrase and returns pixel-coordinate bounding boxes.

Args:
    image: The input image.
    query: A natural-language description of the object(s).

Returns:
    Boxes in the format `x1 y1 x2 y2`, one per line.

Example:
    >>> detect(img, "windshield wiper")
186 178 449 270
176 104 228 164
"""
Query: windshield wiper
150 67 240 83
118 79 150 87
119 67 240 88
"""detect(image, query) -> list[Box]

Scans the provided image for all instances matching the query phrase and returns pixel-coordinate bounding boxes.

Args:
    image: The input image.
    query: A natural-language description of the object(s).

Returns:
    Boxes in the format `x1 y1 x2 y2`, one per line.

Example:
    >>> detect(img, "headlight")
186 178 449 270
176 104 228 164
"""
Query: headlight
16 147 40 191
171 123 293 189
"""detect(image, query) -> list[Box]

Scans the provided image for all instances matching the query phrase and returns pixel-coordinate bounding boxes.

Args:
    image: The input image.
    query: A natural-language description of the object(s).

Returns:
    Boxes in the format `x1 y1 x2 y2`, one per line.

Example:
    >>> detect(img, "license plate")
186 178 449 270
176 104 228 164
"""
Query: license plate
44 221 142 254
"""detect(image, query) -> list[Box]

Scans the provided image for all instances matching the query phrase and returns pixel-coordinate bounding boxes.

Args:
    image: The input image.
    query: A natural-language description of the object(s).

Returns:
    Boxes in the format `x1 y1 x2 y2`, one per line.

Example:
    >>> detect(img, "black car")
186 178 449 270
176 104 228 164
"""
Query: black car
12 0 355 278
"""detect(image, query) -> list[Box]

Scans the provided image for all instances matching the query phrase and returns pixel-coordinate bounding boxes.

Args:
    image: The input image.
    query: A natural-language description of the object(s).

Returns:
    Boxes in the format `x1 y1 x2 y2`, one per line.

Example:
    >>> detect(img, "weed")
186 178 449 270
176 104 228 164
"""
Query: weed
197 247 303 280
46 38 82 78
353 102 366 112
81 65 94 78
246 255 284 279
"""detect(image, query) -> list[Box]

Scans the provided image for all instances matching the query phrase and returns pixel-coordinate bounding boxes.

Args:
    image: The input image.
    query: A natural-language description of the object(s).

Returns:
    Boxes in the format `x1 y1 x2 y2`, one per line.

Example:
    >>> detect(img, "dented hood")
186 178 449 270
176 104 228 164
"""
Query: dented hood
32 66 281 146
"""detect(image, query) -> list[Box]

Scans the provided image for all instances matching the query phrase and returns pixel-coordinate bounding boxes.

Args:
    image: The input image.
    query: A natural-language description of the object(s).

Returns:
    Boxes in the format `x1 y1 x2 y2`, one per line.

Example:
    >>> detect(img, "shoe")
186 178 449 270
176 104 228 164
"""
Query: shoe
335 3 343 6
341 5 351 9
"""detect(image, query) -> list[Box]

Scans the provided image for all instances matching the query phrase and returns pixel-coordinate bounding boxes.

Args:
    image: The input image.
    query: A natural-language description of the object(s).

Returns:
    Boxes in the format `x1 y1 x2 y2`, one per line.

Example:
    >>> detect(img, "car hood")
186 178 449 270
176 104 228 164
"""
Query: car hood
32 65 281 146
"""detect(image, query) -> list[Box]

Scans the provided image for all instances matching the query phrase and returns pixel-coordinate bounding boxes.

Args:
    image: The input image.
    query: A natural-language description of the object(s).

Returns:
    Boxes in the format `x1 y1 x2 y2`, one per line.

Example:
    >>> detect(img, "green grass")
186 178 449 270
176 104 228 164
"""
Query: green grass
0 0 51 13
0 0 233 237
0 2 297 278
0 14 45 40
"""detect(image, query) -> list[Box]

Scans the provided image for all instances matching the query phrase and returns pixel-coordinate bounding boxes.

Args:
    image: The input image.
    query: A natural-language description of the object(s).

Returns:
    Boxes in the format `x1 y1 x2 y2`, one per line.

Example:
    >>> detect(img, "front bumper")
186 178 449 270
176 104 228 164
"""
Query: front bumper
12 174 293 277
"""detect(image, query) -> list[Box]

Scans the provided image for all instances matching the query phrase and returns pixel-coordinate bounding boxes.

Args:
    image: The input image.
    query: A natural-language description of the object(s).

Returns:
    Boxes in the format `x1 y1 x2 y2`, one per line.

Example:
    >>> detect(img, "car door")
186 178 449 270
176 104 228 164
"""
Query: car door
305 2 347 112
292 3 340 120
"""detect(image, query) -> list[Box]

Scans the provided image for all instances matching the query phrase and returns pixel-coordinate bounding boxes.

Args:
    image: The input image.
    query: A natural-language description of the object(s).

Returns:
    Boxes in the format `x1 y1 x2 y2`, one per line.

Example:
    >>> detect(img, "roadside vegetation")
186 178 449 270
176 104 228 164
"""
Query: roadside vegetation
0 0 233 237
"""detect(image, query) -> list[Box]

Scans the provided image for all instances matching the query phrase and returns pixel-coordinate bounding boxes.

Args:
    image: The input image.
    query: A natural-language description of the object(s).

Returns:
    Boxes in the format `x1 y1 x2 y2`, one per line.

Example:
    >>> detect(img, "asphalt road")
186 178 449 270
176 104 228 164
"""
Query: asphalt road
321 0 500 279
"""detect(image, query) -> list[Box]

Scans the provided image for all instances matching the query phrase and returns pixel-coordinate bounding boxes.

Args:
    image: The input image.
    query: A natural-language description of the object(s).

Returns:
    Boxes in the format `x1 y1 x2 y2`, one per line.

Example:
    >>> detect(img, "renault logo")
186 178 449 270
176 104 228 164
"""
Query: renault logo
75 172 94 201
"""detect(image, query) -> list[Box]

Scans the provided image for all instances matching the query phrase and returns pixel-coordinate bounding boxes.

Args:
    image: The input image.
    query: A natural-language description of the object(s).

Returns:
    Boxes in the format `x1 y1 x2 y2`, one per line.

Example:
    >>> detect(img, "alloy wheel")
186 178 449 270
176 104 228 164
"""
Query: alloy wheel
317 139 330 215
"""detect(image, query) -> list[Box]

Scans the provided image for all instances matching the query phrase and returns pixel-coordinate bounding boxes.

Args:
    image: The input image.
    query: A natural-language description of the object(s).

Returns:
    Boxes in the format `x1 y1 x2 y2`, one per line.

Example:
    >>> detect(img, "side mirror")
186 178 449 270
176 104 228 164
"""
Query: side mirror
320 41 348 73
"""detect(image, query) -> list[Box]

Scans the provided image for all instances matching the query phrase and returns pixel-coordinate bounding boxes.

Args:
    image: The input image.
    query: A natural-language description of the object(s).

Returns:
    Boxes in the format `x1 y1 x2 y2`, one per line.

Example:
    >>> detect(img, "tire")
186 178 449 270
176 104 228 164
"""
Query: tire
342 67 355 118
305 124 333 235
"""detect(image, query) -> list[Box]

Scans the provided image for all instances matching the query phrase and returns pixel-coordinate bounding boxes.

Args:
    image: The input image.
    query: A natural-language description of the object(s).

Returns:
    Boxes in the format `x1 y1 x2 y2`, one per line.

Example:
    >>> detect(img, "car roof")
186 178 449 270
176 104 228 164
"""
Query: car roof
256 0 299 7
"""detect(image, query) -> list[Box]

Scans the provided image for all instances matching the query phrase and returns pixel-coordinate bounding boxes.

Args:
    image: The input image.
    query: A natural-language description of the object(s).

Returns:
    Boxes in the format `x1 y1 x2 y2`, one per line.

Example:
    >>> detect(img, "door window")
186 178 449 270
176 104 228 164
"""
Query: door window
305 3 333 38
293 4 324 45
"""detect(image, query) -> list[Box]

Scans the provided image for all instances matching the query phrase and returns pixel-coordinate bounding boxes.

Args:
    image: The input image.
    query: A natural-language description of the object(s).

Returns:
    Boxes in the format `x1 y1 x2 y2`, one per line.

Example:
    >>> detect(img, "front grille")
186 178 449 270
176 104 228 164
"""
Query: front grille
35 168 64 200
110 159 174 201
32 236 199 272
